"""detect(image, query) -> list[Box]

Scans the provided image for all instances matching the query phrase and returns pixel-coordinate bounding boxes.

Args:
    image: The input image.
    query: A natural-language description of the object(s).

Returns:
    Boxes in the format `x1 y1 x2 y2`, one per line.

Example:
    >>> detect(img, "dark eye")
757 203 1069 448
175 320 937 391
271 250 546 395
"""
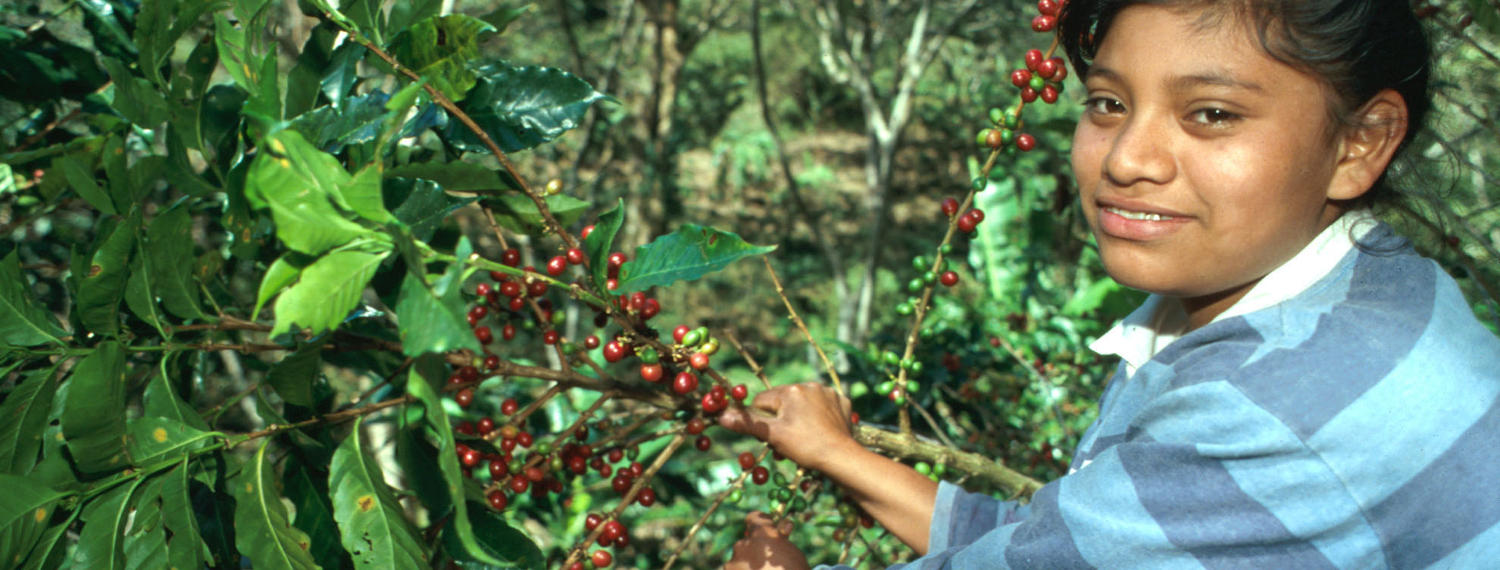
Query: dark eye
1083 96 1125 115
1189 107 1239 125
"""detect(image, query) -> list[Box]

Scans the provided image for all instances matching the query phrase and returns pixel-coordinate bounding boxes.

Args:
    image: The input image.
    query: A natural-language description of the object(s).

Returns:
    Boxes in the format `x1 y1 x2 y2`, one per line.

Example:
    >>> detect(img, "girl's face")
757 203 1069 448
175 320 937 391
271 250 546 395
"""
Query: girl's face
1071 5 1351 328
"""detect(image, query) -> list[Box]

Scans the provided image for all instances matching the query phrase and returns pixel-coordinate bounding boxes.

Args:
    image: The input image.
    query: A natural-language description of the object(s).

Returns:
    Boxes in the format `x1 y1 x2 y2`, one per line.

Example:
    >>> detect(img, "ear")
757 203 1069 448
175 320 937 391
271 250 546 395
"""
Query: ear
1327 89 1409 201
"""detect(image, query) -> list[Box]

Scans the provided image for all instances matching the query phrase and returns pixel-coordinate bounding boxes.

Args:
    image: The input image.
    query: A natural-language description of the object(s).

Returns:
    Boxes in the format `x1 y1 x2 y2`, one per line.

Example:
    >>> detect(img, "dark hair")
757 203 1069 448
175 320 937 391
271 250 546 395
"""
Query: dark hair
1057 0 1432 209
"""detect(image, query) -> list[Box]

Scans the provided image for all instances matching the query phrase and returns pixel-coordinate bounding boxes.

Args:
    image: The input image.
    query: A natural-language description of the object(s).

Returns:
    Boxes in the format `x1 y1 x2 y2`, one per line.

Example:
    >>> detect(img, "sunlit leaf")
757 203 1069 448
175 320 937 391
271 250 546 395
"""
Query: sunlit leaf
270 246 389 337
244 130 376 255
616 224 777 294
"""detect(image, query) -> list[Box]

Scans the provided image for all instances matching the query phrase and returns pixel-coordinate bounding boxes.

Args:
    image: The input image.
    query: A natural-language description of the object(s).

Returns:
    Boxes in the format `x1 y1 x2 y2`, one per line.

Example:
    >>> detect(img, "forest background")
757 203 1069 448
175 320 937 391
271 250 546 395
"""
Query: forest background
1 0 1496 568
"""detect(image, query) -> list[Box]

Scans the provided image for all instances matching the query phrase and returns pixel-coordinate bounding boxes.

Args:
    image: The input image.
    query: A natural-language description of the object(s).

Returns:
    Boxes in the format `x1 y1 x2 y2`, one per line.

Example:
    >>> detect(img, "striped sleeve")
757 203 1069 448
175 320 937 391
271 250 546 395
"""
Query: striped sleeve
882 374 1351 569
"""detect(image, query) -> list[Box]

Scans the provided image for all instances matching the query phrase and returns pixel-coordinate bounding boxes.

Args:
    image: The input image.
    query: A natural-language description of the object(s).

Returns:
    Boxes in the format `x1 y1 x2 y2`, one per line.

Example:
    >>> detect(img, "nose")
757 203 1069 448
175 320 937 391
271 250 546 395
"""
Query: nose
1102 113 1175 188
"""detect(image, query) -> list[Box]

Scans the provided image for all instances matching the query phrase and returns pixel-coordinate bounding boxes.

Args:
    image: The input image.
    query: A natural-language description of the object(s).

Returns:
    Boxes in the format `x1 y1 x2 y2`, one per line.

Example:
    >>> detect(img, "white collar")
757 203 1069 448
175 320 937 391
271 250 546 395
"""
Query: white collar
1089 210 1379 377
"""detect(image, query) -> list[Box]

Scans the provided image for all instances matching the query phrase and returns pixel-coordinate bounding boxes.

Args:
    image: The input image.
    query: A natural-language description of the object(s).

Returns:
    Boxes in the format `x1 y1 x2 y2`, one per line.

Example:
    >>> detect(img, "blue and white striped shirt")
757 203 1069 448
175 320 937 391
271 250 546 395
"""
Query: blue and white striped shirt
858 222 1500 569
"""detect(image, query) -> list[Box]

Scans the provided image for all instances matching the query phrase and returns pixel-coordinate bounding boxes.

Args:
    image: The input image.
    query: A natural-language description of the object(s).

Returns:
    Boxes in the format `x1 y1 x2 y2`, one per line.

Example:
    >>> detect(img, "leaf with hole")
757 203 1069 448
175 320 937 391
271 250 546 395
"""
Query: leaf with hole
330 417 428 568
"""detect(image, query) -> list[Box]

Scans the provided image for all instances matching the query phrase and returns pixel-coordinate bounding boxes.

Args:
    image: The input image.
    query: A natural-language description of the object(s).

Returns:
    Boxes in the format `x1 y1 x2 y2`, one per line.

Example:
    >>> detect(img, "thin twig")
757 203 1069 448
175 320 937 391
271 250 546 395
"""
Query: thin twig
761 257 843 391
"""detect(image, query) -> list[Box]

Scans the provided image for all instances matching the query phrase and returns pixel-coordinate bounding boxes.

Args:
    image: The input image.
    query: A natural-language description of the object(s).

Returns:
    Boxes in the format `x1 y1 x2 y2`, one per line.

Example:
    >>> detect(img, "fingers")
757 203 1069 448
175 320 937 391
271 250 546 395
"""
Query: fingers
719 406 772 441
743 511 794 539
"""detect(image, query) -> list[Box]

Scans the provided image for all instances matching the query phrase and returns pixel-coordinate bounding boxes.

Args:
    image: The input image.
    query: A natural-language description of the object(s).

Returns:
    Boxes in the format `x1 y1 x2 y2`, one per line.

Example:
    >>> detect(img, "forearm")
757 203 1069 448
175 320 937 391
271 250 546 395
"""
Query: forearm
816 440 940 554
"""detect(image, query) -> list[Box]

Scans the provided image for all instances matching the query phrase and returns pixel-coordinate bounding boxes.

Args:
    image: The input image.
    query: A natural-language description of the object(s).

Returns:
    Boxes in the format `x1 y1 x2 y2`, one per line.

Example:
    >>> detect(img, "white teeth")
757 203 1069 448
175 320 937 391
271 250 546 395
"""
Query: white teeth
1105 207 1173 221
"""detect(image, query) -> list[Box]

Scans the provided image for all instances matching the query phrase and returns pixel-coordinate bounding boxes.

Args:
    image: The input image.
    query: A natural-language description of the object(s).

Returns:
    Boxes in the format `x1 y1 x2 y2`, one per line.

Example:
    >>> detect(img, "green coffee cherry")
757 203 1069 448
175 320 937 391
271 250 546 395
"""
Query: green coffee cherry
914 462 931 476
637 347 659 364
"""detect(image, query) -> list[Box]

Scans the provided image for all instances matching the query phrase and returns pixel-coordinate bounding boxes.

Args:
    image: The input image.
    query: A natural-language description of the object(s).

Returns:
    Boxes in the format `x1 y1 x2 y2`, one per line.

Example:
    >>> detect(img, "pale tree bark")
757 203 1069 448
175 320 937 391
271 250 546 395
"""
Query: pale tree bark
803 0 980 347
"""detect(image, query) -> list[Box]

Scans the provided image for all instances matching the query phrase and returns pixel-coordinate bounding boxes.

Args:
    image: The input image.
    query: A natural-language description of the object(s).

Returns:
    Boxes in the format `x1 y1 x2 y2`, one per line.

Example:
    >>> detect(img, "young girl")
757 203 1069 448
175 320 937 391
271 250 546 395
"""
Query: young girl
721 0 1500 568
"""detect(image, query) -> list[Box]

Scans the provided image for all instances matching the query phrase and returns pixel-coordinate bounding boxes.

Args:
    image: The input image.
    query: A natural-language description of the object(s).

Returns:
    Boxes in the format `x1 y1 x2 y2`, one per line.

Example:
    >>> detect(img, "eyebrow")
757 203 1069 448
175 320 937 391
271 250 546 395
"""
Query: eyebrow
1088 66 1266 93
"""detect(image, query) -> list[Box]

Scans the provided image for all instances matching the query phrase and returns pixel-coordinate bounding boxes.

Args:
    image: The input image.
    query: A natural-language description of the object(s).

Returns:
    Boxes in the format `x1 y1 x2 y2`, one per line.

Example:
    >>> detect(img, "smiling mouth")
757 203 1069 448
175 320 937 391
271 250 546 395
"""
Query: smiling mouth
1102 206 1176 221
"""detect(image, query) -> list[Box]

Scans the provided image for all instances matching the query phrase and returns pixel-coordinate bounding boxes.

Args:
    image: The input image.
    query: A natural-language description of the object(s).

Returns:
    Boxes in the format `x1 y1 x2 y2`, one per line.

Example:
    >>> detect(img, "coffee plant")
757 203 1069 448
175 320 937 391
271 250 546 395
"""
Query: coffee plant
2 0 1496 568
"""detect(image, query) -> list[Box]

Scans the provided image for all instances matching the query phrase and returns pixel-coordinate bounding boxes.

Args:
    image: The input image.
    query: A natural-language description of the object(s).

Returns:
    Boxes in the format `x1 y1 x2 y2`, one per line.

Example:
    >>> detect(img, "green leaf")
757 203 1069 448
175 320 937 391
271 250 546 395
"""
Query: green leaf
135 0 226 87
266 342 323 408
125 417 219 467
143 359 210 431
0 475 65 569
124 254 167 335
0 251 68 347
477 2 532 34
74 209 140 338
1467 0 1500 35
244 130 375 255
342 163 395 224
387 15 495 102
388 178 478 243
254 253 310 321
447 64 608 153
55 153 115 215
0 370 56 475
394 263 482 357
69 477 141 569
233 440 321 570
283 456 349 569
616 224 777 294
144 202 208 320
0 164 13 196
404 359 508 566
290 92 394 154
489 193 590 234
270 246 389 337
584 199 624 290
160 462 210 570
18 505 75 570
387 161 520 192
441 503 544 569
102 57 170 128
331 418 428 568
61 341 128 475
123 475 169 569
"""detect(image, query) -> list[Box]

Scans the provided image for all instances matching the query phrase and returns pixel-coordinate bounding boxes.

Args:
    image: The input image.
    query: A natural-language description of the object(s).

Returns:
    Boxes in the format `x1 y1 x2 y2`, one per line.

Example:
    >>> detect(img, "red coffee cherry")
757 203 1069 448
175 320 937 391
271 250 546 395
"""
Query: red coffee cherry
751 466 770 485
566 248 586 265
739 451 757 470
673 372 699 394
640 363 664 382
487 490 508 511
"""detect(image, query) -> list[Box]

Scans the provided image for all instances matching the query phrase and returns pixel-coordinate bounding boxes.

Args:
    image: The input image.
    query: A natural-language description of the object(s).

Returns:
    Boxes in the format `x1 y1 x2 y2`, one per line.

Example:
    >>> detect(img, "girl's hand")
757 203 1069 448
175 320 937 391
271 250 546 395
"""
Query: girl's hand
717 382 858 472
724 511 811 570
